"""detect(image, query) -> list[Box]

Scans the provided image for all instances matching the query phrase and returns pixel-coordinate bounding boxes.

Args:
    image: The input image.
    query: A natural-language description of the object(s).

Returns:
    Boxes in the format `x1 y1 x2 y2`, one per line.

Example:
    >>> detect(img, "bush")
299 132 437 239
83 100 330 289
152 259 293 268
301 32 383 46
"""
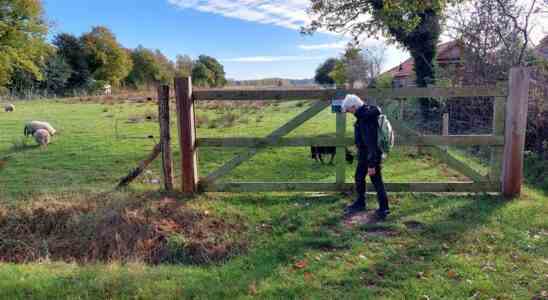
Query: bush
86 79 109 95
524 151 548 192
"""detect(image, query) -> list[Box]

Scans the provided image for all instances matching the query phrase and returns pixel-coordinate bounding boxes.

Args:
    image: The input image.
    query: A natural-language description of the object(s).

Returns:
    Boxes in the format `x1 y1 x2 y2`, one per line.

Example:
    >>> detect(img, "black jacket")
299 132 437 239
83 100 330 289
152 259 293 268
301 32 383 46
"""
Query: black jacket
354 105 382 168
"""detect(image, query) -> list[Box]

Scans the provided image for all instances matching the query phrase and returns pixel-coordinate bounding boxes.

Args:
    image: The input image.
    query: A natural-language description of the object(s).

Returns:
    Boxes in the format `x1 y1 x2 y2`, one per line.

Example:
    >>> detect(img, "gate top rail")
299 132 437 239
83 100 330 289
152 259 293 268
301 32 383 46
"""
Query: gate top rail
193 85 508 102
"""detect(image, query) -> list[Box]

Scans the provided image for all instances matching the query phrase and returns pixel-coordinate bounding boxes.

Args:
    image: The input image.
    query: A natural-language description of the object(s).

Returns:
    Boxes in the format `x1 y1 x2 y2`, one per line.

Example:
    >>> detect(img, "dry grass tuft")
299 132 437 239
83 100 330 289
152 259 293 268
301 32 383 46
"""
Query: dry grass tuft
0 193 248 265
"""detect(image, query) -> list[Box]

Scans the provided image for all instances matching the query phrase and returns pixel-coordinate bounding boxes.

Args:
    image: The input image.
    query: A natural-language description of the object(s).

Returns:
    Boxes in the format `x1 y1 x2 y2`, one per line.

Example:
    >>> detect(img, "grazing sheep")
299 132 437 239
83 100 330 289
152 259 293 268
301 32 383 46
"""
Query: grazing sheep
24 121 56 137
4 104 15 112
33 129 51 147
311 146 354 165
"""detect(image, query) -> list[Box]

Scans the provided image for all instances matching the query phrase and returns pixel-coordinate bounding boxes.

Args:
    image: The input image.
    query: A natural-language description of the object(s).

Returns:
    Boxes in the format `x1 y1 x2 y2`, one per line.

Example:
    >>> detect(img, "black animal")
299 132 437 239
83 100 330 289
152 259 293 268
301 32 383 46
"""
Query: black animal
311 146 354 164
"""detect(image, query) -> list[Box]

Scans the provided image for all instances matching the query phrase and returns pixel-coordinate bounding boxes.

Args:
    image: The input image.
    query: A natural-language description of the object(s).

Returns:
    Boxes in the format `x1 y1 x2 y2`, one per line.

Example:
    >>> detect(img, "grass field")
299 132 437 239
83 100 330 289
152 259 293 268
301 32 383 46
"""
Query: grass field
0 99 546 299
0 99 465 198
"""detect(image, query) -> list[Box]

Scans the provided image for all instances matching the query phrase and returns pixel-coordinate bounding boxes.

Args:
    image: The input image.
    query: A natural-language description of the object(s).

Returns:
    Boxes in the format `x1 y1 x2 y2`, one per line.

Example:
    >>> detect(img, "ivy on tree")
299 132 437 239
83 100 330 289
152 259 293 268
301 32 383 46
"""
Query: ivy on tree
304 0 462 117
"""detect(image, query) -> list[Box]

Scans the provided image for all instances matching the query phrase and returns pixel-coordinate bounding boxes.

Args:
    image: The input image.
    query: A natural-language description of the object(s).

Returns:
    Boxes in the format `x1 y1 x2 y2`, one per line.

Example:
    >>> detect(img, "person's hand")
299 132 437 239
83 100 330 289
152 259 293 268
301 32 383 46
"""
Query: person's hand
368 168 376 176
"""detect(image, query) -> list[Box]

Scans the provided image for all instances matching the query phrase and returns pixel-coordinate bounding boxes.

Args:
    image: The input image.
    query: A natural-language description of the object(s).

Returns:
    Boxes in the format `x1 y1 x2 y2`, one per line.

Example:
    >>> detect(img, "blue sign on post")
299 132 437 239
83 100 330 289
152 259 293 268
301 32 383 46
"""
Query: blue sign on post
331 90 347 113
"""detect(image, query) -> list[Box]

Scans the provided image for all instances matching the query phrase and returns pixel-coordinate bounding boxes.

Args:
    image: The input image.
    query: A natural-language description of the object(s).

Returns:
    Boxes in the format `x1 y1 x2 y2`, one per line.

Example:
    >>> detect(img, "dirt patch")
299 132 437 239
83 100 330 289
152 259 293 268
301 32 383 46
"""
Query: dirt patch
0 196 248 265
342 212 399 237
342 211 379 228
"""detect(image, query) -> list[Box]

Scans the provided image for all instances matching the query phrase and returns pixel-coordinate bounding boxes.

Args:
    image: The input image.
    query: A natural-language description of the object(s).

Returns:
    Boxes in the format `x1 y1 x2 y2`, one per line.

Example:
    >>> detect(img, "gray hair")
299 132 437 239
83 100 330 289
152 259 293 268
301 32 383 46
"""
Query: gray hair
341 94 365 112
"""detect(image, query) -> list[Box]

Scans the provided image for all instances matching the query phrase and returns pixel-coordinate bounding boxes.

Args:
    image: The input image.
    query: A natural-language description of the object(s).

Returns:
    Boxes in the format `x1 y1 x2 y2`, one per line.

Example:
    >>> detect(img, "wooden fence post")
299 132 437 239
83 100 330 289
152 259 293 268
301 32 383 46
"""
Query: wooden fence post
158 85 173 191
489 94 505 183
442 112 449 152
502 67 530 197
175 77 199 194
336 112 347 186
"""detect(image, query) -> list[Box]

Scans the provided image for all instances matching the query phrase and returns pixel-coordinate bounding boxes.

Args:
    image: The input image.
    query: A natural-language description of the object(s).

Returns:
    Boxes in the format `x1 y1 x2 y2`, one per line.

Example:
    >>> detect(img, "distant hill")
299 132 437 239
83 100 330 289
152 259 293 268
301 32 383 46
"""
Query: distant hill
227 78 318 88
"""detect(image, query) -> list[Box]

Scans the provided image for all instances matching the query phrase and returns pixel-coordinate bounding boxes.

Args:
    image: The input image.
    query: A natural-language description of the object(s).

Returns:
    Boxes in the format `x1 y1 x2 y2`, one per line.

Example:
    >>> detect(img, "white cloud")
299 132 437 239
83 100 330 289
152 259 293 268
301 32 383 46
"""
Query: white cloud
168 0 312 31
222 55 327 63
298 41 348 50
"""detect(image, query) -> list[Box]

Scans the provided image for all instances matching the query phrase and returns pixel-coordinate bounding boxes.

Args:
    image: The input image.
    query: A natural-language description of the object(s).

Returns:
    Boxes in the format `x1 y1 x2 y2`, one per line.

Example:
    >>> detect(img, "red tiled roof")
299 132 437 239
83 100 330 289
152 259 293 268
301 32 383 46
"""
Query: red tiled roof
384 41 461 78
387 58 414 78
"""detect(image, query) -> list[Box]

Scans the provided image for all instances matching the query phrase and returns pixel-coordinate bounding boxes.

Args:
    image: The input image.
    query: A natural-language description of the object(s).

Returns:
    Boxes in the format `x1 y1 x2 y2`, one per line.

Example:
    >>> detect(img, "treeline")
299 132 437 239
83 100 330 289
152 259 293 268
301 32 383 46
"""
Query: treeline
0 1 226 98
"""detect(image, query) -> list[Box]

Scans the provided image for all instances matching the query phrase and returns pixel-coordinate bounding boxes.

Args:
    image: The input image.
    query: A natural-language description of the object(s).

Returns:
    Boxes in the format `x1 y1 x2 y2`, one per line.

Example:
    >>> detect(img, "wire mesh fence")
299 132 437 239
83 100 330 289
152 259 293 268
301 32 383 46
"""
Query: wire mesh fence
377 94 498 179
0 101 167 200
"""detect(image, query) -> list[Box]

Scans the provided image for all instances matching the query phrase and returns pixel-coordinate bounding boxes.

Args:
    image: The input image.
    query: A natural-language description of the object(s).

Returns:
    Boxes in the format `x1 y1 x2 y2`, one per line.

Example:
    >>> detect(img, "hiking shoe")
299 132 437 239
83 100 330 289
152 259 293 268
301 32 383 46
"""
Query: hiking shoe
344 199 367 215
375 209 391 221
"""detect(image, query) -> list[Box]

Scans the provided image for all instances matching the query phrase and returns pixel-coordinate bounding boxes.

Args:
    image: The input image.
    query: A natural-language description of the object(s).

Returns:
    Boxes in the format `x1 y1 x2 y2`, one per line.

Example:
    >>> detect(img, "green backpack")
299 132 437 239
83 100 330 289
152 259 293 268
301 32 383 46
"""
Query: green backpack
377 112 395 158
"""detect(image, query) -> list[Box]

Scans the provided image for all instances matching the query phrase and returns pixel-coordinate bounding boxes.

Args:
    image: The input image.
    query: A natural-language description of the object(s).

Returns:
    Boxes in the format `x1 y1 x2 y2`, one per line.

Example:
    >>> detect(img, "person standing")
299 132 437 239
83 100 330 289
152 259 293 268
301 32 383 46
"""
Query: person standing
341 94 390 220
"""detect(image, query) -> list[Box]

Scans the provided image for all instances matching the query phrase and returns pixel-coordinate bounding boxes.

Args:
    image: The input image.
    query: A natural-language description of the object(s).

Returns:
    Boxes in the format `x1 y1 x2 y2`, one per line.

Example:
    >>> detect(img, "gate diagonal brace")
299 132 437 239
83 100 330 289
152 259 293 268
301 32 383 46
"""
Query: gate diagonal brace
390 119 487 182
202 100 330 187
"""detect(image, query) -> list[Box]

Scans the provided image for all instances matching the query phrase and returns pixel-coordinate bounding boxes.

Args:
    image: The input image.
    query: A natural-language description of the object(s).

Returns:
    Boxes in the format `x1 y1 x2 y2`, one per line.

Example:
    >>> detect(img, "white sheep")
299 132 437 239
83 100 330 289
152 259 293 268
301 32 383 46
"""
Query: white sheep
24 121 56 137
4 104 15 112
33 129 51 147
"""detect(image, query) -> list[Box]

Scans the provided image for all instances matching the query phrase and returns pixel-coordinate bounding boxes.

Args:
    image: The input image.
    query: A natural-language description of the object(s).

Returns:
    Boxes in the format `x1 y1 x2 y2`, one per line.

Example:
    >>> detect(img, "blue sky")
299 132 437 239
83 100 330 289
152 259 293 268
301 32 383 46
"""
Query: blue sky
43 0 410 80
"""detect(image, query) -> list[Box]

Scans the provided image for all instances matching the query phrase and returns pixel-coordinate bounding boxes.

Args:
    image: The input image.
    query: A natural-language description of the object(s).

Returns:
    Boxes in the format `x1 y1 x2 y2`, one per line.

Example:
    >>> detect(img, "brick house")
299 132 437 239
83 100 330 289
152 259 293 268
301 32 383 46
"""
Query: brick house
384 41 463 87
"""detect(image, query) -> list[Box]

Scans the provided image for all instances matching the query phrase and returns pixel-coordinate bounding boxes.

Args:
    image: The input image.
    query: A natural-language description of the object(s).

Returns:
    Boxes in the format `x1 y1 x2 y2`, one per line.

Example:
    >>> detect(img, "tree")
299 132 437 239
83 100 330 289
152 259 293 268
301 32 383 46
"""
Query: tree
325 46 386 88
126 46 175 88
175 55 193 78
192 55 227 87
191 62 214 87
376 73 394 88
53 33 91 90
448 0 541 84
329 60 347 86
363 45 387 80
344 48 369 88
81 26 133 86
153 50 175 83
304 1 463 87
41 53 72 95
198 55 227 87
314 58 338 85
126 46 161 88
304 0 462 118
0 0 50 90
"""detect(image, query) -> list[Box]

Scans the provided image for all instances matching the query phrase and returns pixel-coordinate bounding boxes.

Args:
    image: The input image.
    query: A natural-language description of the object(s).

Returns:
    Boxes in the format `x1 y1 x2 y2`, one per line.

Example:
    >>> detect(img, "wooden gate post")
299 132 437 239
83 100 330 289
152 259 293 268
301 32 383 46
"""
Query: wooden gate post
336 112 347 186
158 85 174 191
175 77 199 194
502 67 530 197
442 112 449 152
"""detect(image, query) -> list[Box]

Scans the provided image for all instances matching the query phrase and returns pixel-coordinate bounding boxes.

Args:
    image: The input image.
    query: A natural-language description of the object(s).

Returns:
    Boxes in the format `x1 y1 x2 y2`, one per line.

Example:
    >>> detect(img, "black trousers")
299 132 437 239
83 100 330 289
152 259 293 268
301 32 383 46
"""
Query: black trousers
355 147 389 212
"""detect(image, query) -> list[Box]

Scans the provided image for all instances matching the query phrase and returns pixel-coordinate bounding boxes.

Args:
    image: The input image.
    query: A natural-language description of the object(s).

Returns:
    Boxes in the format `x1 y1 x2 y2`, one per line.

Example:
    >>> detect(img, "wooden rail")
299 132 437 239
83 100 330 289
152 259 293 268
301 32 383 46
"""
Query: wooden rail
193 86 507 101
170 69 530 196
201 182 500 193
197 135 504 148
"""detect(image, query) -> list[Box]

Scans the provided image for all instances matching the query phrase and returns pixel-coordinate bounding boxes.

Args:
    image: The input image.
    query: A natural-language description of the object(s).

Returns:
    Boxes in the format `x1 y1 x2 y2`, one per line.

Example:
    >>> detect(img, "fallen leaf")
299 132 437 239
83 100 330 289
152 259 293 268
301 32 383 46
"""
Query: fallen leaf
294 260 308 269
248 281 257 295
447 270 458 279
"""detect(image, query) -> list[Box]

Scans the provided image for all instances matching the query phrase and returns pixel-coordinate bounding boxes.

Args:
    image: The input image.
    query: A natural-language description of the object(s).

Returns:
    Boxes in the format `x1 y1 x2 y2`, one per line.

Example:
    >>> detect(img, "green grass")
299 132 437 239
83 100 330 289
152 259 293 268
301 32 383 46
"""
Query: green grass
1 100 464 199
0 99 546 299
0 189 546 299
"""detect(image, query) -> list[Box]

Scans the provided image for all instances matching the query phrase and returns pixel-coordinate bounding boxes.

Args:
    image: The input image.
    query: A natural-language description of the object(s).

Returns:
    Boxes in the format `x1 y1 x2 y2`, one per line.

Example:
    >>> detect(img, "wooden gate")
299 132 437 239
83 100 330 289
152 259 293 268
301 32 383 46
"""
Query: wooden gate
168 68 530 197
